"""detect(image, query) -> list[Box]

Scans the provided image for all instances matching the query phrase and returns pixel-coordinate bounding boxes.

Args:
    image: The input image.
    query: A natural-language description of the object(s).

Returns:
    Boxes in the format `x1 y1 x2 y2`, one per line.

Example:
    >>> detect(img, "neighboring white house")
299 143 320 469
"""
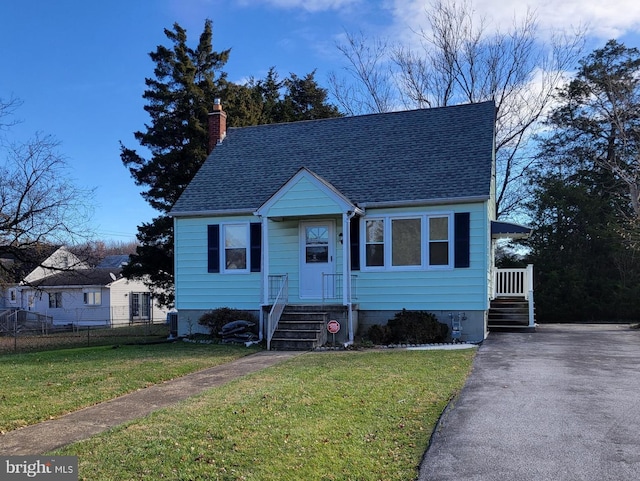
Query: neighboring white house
1 246 83 311
1 249 167 327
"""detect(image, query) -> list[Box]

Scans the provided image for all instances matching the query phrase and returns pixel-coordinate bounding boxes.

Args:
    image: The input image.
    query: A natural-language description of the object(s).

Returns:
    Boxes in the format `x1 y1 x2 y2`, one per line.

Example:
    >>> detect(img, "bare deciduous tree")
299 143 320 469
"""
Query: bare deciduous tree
0 98 93 281
0 96 22 132
330 0 584 218
329 32 396 116
566 40 640 246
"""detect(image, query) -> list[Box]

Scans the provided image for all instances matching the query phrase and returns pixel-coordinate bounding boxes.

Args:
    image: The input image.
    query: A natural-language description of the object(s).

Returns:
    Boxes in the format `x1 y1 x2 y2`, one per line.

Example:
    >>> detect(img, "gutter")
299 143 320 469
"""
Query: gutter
358 195 490 209
170 196 489 218
169 208 256 218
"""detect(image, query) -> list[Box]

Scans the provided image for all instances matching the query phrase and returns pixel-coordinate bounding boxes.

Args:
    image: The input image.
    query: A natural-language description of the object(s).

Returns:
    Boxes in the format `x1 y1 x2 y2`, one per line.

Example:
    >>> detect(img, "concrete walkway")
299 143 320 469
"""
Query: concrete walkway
418 324 640 481
0 350 302 455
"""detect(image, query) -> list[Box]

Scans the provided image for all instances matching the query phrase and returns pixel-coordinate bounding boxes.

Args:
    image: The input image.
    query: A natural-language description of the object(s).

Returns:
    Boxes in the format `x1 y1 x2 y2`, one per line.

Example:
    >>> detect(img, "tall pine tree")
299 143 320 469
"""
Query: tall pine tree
121 22 342 307
120 20 229 306
222 68 342 126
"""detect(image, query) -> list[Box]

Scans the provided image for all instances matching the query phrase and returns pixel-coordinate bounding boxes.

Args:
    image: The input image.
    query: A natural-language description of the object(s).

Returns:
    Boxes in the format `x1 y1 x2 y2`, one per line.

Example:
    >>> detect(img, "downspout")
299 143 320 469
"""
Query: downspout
343 210 357 345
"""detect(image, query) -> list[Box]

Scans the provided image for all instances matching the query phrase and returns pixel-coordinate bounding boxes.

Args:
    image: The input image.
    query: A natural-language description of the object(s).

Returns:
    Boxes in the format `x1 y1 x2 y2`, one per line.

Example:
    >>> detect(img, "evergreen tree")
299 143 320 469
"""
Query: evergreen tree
256 67 285 123
223 68 341 126
526 40 640 322
221 67 283 127
280 71 342 122
120 20 229 307
121 23 341 307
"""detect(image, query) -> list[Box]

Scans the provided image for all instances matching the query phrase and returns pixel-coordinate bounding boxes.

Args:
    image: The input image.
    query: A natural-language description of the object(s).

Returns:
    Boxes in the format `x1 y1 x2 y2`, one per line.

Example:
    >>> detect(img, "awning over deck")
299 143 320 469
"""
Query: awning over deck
491 221 532 239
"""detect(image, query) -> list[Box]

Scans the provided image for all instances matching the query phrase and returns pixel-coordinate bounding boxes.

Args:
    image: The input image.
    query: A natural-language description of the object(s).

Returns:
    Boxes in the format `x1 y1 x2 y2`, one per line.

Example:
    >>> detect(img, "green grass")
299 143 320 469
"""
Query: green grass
54 349 475 481
0 342 260 432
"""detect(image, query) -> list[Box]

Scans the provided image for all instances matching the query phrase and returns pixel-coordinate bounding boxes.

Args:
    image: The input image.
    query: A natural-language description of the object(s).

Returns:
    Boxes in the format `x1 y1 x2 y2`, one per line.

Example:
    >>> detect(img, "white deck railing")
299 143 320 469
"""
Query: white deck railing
493 265 534 300
267 274 288 350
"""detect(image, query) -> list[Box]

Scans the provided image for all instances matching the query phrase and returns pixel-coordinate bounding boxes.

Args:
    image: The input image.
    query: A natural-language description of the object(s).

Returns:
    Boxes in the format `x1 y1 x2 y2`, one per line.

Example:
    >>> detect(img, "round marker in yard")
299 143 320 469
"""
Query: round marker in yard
327 320 340 347
327 320 340 333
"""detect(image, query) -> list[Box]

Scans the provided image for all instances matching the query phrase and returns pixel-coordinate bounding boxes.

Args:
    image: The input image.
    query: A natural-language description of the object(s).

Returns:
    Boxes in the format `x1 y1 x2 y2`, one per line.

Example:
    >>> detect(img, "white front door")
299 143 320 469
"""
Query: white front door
300 221 335 299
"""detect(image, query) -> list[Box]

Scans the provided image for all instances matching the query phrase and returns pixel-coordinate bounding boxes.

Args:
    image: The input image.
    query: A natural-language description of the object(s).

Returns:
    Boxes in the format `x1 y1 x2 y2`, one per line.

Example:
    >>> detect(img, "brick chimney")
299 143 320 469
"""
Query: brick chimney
208 98 227 153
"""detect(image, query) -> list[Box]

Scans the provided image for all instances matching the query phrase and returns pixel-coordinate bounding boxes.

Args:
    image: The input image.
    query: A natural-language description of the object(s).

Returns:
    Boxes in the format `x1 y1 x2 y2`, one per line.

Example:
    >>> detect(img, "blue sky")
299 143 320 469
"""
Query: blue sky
1 0 639 242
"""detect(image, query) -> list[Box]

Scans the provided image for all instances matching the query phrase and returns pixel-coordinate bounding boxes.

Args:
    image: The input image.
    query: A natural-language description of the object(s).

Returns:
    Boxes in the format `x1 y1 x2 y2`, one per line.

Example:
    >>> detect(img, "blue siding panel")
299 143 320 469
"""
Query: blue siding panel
353 202 490 311
268 177 343 217
175 216 261 311
175 201 492 313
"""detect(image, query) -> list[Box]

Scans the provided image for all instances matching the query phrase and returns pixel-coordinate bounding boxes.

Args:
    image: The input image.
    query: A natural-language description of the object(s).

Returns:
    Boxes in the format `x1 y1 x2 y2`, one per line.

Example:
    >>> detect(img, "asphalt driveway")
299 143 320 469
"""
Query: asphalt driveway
418 324 640 481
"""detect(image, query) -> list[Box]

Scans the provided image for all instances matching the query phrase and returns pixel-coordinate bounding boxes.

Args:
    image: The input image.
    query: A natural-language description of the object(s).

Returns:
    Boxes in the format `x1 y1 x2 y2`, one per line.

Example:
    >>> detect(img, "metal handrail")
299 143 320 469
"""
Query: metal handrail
321 273 358 303
0 309 53 335
267 274 288 350
0 309 15 334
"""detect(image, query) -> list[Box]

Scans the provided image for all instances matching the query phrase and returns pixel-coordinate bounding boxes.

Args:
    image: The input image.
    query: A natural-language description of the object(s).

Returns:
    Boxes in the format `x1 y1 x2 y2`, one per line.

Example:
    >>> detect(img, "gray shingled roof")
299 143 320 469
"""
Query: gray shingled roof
30 268 123 287
97 255 129 268
171 101 496 215
0 245 60 283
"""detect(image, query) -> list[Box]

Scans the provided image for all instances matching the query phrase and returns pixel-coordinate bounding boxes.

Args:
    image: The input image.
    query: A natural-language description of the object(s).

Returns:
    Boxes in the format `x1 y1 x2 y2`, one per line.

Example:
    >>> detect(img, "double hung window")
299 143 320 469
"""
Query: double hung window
83 289 101 306
429 217 450 266
208 222 261 274
49 292 63 308
365 219 384 267
224 224 248 272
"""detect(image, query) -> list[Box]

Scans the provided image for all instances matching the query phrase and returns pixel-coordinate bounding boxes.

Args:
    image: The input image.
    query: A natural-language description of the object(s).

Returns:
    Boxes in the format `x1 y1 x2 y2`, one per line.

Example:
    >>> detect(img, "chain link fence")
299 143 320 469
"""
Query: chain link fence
0 318 170 354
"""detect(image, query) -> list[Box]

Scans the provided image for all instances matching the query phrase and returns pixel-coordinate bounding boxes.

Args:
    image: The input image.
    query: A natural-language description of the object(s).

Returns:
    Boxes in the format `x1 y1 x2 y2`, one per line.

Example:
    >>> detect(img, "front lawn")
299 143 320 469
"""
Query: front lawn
0 342 259 432
55 349 475 481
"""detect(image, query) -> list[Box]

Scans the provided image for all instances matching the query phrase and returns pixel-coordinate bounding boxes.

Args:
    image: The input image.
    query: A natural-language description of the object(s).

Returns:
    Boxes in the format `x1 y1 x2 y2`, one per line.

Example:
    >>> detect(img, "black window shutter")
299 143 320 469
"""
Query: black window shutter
350 217 360 271
454 213 470 268
250 223 262 272
207 224 220 273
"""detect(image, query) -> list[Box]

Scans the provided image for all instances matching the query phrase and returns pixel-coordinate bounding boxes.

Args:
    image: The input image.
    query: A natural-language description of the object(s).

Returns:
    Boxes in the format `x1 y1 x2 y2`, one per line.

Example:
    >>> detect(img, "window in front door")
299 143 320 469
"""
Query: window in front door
305 226 329 263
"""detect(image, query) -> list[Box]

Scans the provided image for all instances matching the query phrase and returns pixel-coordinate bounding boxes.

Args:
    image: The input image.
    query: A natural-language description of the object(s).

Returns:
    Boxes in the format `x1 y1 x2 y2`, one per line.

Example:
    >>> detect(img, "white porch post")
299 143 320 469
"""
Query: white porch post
261 217 269 305
491 266 497 300
527 264 535 327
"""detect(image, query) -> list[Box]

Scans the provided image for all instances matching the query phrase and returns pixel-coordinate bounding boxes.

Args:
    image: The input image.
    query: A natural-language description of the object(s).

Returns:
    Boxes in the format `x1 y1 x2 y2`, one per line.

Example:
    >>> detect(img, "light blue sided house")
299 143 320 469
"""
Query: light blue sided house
170 100 534 349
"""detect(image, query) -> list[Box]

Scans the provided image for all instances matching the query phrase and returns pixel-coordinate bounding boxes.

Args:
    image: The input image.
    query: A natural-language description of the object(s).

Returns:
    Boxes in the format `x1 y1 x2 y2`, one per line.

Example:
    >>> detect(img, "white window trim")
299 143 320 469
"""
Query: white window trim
363 217 386 271
49 292 63 309
221 222 250 274
9 288 17 304
360 213 454 271
390 216 423 270
427 215 454 270
83 289 102 306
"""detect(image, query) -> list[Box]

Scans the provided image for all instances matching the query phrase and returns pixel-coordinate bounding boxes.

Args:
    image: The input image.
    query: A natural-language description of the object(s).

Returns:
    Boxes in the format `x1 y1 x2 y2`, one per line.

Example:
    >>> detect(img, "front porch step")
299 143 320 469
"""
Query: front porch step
489 324 536 333
270 308 329 351
488 297 535 331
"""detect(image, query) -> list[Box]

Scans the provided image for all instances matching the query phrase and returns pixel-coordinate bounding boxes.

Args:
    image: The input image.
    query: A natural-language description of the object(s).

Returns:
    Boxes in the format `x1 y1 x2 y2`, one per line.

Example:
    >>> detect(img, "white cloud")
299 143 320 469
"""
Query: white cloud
236 0 361 12
386 0 640 41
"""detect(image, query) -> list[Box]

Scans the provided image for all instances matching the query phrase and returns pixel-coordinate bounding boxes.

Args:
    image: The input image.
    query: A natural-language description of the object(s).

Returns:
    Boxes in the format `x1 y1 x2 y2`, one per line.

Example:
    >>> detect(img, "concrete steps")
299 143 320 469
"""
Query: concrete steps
269 308 328 351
